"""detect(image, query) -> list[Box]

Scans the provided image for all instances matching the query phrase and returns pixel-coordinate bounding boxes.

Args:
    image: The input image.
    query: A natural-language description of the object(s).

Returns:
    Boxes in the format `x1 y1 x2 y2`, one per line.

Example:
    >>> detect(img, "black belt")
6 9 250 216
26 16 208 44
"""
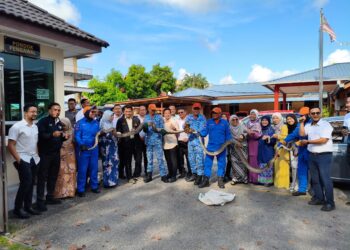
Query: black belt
309 152 332 155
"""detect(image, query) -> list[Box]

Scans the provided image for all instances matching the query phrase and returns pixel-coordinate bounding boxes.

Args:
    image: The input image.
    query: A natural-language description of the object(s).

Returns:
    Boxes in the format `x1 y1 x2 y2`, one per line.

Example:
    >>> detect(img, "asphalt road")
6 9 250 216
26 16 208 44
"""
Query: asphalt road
7 169 350 250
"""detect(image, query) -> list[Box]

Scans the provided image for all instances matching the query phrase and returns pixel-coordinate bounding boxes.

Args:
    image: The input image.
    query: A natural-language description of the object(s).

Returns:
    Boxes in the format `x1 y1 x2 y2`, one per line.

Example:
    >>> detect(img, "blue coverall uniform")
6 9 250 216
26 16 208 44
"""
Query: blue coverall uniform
185 114 206 176
144 114 167 177
284 124 309 193
74 117 100 193
200 118 232 178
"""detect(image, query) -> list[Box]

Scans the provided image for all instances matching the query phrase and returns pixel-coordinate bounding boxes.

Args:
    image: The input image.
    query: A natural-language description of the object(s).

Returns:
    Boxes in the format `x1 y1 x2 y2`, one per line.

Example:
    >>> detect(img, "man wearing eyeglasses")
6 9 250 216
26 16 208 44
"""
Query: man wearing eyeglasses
299 107 335 212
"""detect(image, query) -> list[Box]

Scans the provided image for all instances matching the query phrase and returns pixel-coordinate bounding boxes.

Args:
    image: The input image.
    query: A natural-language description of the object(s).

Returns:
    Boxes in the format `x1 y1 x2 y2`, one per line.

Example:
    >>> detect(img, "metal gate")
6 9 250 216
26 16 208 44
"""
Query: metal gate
0 57 8 233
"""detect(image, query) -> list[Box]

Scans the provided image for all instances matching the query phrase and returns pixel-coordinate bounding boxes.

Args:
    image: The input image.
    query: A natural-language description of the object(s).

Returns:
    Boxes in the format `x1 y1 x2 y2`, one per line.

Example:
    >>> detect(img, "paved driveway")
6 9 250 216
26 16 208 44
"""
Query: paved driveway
7 172 350 250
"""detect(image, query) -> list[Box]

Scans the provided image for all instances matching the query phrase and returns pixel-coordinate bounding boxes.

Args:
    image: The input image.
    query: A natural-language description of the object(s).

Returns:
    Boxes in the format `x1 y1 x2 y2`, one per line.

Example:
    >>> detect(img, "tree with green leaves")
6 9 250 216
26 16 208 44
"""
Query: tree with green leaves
149 63 176 95
85 69 128 106
124 64 156 99
176 73 209 91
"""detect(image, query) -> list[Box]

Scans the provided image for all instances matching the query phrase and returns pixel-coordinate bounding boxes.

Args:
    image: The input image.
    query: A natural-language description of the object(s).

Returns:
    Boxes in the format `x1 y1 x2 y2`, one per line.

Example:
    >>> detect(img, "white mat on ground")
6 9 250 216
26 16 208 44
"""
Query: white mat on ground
198 189 236 206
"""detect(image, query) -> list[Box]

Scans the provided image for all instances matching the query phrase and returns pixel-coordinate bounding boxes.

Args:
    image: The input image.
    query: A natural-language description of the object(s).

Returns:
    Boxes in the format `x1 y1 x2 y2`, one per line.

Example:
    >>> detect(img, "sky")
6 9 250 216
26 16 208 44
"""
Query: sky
29 0 350 85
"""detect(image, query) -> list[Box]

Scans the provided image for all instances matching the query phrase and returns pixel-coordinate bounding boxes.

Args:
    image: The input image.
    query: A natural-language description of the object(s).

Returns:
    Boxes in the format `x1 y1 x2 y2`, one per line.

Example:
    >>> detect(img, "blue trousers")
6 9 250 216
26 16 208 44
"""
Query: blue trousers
188 140 204 175
77 149 99 193
308 152 334 206
204 149 226 178
297 154 308 193
146 143 167 177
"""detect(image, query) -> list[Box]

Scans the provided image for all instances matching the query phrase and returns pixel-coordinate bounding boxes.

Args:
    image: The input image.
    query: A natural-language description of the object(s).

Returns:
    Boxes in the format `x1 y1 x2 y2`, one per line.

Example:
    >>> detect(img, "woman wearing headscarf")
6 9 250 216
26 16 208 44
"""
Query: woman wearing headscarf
228 115 248 185
285 114 299 192
246 109 262 184
257 116 276 186
54 117 76 198
271 112 289 189
99 110 119 188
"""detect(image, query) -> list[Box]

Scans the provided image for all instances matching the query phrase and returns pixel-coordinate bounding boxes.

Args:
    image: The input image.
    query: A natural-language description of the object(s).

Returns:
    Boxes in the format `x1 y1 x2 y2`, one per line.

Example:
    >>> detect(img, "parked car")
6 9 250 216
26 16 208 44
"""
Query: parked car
323 116 350 183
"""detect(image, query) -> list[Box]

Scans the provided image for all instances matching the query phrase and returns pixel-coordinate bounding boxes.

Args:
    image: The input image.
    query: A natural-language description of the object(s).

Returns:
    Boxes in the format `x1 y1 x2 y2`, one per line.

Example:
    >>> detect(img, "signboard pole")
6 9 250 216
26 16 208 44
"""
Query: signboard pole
0 57 8 233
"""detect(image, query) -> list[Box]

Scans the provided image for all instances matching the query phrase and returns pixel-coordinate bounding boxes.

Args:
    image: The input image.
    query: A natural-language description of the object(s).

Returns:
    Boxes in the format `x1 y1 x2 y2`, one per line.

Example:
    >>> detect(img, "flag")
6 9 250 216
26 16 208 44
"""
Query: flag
321 15 336 42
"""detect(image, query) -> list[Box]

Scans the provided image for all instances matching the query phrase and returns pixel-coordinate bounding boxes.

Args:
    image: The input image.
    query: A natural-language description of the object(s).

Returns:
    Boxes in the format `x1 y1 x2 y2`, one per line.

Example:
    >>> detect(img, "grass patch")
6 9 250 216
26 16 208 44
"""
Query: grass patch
0 236 33 250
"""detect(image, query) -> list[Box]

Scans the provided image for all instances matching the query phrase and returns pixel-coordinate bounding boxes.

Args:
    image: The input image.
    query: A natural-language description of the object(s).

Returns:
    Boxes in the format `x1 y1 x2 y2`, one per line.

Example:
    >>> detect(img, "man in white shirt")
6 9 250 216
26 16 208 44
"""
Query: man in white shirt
8 104 41 219
342 96 350 144
176 107 190 178
112 104 123 128
75 98 90 123
169 105 179 121
299 107 335 212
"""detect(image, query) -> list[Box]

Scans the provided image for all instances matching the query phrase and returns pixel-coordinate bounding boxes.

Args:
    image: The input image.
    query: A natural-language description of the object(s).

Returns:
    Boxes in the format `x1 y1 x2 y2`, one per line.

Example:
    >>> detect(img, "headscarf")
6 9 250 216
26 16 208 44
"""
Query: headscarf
247 109 261 133
229 115 244 137
84 105 97 121
272 112 284 134
260 115 274 135
100 110 114 130
286 114 298 134
60 117 73 135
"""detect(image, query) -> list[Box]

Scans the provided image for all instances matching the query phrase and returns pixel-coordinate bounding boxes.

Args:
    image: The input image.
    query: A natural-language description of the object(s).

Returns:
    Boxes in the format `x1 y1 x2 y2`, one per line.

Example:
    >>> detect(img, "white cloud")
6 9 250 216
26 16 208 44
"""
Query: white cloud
203 38 221 52
219 74 237 84
247 64 295 82
120 0 222 13
324 49 350 66
178 68 190 80
312 0 329 9
28 0 81 25
118 51 129 67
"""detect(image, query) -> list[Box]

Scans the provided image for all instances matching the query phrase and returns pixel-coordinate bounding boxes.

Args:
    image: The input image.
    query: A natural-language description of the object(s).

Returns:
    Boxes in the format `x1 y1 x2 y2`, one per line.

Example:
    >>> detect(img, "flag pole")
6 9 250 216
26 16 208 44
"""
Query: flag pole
319 8 324 108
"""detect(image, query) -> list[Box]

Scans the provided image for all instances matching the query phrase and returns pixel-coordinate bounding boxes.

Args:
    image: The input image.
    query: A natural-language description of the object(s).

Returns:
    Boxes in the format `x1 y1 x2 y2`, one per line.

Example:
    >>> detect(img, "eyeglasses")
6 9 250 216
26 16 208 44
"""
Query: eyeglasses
310 112 321 115
212 112 218 115
178 111 184 114
193 108 200 110
232 118 238 121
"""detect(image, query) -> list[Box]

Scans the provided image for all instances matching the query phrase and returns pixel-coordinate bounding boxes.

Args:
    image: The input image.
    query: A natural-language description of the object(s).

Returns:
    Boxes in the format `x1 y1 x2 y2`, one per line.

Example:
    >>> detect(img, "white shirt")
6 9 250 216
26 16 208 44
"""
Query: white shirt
176 117 188 142
138 115 146 139
112 114 122 128
305 119 333 153
75 109 84 123
8 119 40 164
125 117 134 139
163 119 178 150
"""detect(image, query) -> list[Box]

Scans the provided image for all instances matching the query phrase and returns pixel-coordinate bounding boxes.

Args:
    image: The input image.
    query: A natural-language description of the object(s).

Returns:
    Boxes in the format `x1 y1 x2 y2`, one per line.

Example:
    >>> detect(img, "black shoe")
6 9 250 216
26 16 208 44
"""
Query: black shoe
321 204 336 212
77 192 86 197
198 176 210 188
91 189 101 194
24 207 41 215
46 198 62 205
144 173 153 183
168 177 177 183
36 201 48 212
161 176 169 183
218 177 225 189
194 175 202 185
13 209 30 219
292 191 306 196
308 199 325 205
186 173 197 182
119 175 126 180
178 170 186 179
223 176 232 183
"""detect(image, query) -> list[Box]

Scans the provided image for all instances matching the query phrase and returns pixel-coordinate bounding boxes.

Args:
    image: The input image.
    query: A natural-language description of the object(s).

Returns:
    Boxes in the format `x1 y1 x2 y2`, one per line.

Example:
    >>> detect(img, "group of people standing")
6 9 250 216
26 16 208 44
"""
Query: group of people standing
8 96 348 219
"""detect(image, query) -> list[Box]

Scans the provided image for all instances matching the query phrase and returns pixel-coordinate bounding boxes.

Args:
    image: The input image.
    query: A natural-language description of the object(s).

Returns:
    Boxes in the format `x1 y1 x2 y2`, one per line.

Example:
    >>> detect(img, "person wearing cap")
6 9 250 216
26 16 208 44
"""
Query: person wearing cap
185 103 206 184
74 106 101 196
299 107 335 212
143 104 168 183
198 107 232 189
283 107 310 196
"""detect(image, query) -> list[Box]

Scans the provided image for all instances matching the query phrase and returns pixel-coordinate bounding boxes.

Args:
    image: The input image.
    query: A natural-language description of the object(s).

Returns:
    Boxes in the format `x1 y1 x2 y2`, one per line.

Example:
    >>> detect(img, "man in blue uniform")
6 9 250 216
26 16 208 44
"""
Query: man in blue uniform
143 104 168 183
75 106 100 197
199 107 232 189
185 103 206 185
284 107 310 196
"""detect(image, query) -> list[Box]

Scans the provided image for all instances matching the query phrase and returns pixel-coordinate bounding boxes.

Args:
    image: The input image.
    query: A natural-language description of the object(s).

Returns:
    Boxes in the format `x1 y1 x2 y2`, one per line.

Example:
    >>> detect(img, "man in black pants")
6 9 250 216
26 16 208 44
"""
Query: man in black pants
36 102 68 211
117 105 142 183
176 107 190 178
138 105 148 175
8 104 41 219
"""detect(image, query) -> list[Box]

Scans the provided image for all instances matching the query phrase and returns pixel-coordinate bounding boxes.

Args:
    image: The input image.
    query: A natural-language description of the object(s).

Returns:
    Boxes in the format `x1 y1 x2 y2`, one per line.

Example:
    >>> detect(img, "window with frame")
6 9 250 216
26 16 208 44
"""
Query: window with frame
0 52 54 134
